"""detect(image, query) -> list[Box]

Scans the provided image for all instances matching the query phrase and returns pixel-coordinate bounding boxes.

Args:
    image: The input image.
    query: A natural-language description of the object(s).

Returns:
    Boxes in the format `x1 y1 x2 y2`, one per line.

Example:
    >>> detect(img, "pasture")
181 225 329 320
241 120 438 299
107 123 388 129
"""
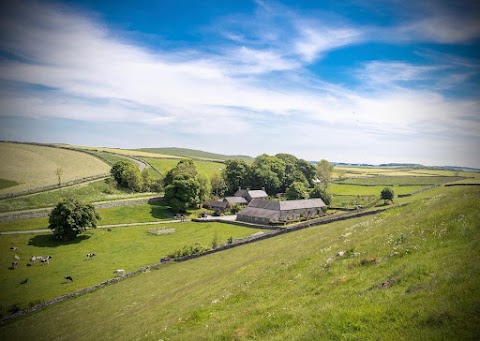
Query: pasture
0 180 156 213
0 222 265 314
329 183 426 196
335 175 465 186
144 157 225 178
0 143 110 195
0 186 478 340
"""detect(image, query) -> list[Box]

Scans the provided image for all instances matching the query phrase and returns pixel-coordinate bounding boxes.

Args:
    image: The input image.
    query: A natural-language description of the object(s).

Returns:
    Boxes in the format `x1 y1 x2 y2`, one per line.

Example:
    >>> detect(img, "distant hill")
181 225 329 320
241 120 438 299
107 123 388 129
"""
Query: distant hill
137 147 254 162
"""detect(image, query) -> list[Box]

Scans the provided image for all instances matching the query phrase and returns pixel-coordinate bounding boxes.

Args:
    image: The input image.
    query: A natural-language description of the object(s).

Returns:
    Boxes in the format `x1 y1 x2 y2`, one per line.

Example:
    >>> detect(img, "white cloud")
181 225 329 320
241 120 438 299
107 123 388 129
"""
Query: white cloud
0 0 478 167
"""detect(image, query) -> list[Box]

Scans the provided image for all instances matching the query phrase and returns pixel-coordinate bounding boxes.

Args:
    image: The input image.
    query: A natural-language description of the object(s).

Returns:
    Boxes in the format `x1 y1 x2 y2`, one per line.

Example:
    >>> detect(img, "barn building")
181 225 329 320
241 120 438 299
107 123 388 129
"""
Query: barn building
237 198 327 224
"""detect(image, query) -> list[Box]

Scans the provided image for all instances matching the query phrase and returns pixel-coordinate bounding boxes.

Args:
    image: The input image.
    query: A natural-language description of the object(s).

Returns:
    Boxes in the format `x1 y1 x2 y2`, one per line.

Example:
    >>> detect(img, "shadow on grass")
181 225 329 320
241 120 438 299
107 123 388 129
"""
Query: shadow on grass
28 234 91 248
150 202 175 219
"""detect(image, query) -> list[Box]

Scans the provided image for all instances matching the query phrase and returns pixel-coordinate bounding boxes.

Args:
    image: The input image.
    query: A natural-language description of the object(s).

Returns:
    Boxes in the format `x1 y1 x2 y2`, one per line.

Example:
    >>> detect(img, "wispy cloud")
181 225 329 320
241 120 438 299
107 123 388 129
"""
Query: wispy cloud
0 0 478 167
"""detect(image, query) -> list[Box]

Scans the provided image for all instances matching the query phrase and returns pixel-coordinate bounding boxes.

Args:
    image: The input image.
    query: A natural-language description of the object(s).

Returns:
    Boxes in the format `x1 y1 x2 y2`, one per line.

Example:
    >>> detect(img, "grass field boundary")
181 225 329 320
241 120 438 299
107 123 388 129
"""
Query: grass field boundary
0 202 407 325
0 196 163 222
0 173 110 200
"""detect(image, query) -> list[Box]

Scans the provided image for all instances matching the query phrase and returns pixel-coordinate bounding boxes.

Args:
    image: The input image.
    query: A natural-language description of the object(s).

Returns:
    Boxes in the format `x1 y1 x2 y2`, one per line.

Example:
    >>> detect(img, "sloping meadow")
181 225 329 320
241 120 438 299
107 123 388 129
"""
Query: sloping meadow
0 186 479 340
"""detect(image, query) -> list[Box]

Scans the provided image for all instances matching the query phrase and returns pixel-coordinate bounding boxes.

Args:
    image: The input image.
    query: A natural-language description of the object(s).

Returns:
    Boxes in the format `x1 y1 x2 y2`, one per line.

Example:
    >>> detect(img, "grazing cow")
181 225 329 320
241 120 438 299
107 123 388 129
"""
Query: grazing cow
11 261 18 269
36 256 44 262
20 278 28 285
13 254 20 260
30 256 36 264
64 276 73 282
86 253 96 259
40 256 52 265
10 247 18 251
113 269 125 276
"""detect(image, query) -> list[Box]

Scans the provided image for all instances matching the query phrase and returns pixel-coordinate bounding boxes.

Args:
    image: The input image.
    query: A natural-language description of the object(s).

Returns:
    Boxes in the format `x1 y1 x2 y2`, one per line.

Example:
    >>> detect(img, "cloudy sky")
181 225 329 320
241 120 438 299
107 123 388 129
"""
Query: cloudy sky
0 0 479 167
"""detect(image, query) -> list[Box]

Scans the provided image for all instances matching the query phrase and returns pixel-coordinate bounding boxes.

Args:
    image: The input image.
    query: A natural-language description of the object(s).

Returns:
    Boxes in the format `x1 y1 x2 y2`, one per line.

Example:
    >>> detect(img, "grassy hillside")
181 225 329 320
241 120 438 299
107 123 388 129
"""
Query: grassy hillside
139 147 254 162
0 222 264 314
1 185 478 340
0 180 155 212
144 158 225 178
0 143 111 195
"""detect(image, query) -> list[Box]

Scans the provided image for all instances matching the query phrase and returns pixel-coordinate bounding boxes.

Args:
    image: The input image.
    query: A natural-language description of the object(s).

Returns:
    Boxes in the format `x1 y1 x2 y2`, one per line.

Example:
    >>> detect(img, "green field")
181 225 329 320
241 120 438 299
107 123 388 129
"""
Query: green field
0 179 19 191
0 143 111 194
0 186 478 339
139 147 254 162
0 217 49 232
0 180 156 213
329 183 426 196
335 175 465 186
144 157 225 178
0 222 264 314
97 202 174 225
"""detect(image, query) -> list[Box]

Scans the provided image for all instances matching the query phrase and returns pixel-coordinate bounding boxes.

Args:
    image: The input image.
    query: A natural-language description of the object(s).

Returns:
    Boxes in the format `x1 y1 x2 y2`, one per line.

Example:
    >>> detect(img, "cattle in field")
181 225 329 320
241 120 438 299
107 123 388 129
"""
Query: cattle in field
10 247 18 251
30 256 36 265
86 253 96 259
40 256 52 265
11 261 18 269
113 269 125 276
20 278 28 285
13 254 20 260
64 276 73 282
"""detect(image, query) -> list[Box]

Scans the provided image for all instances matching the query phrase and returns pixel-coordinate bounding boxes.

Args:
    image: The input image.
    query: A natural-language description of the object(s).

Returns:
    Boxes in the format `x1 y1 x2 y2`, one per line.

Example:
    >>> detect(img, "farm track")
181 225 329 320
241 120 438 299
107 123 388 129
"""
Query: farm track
0 218 185 235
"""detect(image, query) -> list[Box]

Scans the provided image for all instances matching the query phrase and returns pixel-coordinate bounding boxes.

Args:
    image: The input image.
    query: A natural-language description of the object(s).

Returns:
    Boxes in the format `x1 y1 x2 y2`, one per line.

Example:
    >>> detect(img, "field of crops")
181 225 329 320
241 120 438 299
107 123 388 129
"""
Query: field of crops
1 186 478 339
57 144 179 159
0 143 111 195
144 158 225 178
0 222 265 314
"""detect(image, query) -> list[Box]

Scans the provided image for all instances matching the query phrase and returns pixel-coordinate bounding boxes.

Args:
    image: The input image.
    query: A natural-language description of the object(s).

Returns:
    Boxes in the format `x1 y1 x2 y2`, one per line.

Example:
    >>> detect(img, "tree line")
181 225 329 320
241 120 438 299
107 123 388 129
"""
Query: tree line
107 154 334 212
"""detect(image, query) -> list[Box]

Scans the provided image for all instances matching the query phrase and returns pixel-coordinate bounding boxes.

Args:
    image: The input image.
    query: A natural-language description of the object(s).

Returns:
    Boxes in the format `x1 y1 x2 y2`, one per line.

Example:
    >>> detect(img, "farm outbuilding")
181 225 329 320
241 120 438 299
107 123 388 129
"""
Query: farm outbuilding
234 188 268 202
224 196 248 207
237 198 327 224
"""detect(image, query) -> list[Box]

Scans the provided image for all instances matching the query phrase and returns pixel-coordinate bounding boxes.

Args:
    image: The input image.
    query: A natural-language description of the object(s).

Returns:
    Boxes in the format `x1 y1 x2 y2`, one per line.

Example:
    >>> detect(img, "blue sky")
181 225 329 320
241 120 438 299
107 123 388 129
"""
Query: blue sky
0 0 479 167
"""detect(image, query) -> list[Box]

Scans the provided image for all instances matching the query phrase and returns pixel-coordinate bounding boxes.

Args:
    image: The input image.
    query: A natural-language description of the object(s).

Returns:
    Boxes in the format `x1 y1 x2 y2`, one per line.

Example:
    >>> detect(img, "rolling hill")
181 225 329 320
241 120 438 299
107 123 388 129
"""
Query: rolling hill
1 185 478 340
138 147 254 162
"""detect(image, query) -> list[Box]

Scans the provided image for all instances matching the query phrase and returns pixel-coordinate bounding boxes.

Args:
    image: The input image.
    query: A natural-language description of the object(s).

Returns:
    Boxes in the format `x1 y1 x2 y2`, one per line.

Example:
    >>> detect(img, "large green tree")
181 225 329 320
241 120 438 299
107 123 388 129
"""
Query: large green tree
316 159 334 189
223 159 249 194
286 181 309 200
248 154 286 195
310 185 332 205
210 172 227 197
164 173 200 212
49 198 99 240
110 160 143 192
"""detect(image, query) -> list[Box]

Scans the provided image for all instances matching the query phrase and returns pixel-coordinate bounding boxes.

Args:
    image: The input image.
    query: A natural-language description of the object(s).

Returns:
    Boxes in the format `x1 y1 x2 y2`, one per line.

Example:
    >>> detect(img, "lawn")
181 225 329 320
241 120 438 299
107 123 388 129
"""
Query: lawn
0 221 265 315
0 180 156 212
0 143 111 195
0 217 49 232
0 186 478 340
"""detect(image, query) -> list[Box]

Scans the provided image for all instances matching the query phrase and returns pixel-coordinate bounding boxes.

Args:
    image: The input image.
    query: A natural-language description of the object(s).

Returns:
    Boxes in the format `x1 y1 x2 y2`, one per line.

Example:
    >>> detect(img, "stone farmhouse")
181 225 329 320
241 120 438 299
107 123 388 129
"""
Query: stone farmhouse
203 187 268 212
237 198 327 224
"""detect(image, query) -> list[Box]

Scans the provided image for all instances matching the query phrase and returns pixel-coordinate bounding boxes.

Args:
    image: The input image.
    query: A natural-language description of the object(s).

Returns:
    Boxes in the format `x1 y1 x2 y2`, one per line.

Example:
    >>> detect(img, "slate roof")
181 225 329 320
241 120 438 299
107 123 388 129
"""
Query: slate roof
224 196 248 205
246 198 326 212
203 200 228 209
246 190 268 199
237 207 280 220
279 198 326 210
